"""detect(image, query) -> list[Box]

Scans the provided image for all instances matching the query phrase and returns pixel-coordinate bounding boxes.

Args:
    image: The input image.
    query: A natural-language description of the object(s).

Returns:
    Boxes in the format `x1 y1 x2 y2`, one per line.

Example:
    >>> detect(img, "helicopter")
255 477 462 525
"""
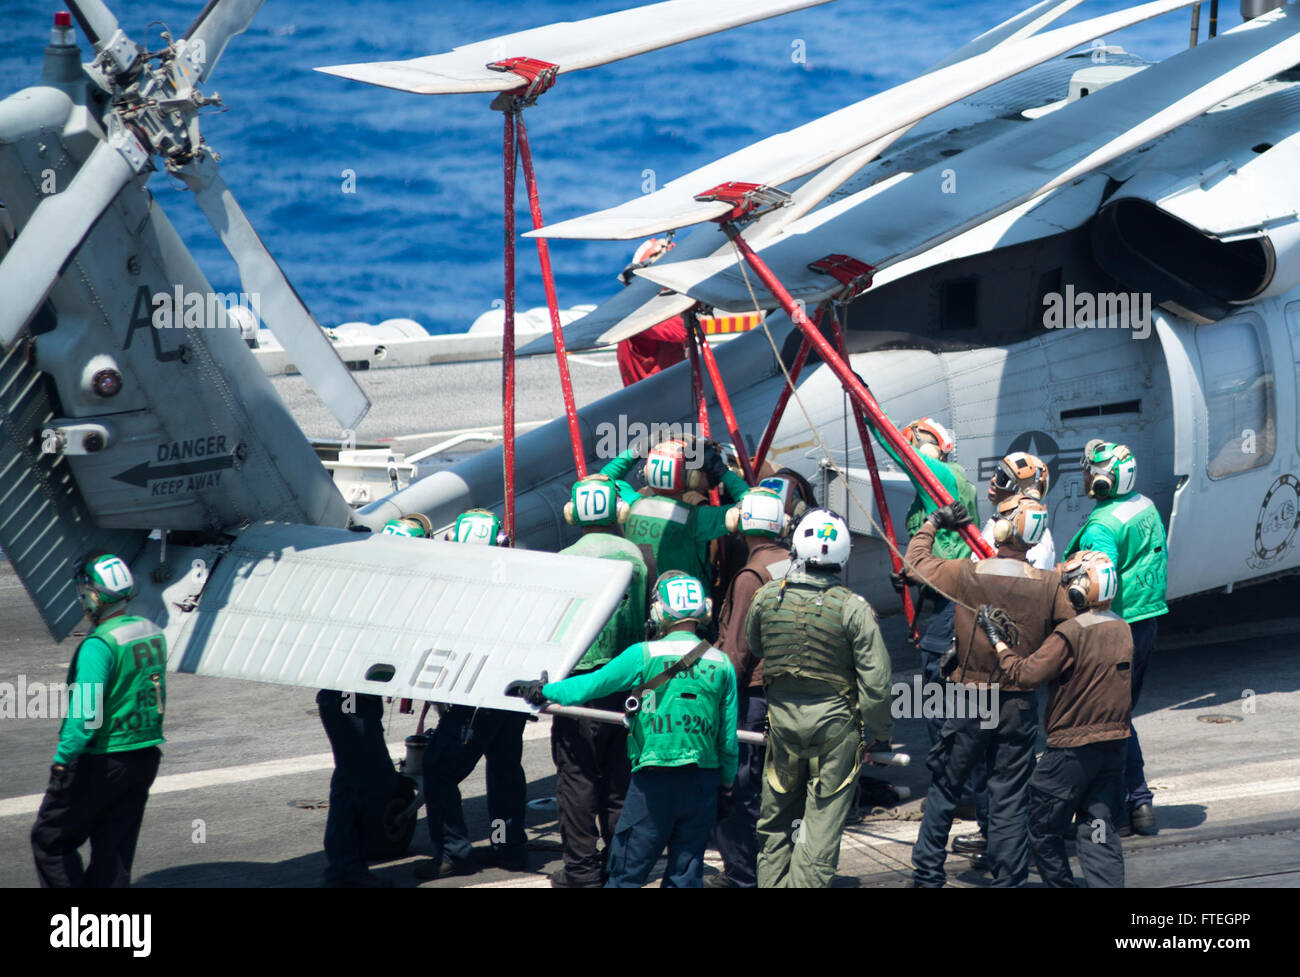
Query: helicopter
2 0 1300 712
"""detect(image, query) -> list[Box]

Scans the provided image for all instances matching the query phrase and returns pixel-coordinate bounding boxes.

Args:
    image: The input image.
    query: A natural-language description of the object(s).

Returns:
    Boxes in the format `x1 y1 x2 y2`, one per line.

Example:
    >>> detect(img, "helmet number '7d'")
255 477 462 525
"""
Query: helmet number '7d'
575 485 610 520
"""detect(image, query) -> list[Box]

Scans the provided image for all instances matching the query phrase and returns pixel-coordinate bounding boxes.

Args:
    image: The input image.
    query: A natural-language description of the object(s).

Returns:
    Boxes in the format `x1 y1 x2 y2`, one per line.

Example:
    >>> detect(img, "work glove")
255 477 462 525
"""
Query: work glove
504 670 549 707
976 605 1009 649
47 762 72 794
702 440 729 488
716 787 734 821
889 570 908 594
926 502 972 532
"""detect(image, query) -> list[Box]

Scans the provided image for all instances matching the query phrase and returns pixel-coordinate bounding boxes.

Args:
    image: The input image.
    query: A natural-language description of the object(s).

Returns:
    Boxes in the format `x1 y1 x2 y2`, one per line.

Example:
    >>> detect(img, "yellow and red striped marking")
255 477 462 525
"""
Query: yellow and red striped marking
699 311 764 335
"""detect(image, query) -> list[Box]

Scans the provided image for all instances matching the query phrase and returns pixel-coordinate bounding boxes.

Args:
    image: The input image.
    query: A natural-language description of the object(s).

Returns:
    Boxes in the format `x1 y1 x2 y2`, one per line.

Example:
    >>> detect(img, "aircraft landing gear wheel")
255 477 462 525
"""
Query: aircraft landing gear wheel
366 776 418 861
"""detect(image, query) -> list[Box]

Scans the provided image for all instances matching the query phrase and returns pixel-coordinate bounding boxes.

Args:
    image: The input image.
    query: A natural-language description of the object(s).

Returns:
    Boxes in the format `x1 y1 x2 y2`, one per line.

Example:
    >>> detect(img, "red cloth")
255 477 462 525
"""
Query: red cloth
616 315 687 386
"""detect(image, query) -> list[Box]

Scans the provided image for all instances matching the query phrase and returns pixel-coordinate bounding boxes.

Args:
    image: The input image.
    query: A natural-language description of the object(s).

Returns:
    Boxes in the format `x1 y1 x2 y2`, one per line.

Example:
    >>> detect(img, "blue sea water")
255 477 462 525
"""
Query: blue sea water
1 0 1193 334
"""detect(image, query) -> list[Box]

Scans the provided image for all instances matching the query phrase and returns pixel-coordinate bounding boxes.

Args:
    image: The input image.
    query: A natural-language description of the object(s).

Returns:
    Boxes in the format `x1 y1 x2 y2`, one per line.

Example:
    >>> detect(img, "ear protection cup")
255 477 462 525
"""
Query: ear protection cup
726 507 741 534
616 499 630 525
993 519 1012 544
563 501 576 526
919 442 941 460
1067 584 1091 611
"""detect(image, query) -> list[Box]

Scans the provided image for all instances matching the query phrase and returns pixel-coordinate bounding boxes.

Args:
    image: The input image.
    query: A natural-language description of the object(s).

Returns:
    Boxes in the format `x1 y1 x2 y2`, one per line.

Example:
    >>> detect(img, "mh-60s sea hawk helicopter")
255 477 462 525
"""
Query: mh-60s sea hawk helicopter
3 0 1300 718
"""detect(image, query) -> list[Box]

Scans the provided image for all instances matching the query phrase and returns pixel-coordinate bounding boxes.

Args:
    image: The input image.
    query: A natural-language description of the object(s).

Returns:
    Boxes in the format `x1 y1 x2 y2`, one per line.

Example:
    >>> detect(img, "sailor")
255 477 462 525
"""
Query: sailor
615 238 687 385
31 554 166 888
878 417 979 746
956 451 1058 866
1064 441 1168 837
984 550 1133 887
748 509 894 888
548 475 647 887
601 433 752 595
709 486 795 888
316 689 396 888
415 508 529 880
511 571 738 888
904 494 1075 887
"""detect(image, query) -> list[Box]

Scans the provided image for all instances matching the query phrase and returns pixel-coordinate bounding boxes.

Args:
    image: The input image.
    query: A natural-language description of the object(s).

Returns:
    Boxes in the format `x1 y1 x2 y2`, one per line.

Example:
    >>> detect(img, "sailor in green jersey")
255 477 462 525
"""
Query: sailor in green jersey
31 553 166 888
549 474 647 887
510 571 739 888
1065 440 1168 837
748 509 894 888
600 434 751 595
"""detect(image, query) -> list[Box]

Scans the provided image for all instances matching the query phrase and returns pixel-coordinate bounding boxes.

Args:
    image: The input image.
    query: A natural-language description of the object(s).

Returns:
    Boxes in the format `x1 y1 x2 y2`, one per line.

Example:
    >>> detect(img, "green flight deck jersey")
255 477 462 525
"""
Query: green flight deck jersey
544 630 739 786
559 532 648 672
601 447 751 594
1065 491 1168 623
54 615 167 764
870 425 977 561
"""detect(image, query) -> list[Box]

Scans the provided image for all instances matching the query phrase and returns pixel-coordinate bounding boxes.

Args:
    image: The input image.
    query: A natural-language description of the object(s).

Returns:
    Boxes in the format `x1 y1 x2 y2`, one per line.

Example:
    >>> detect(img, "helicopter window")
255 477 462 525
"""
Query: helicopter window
1197 318 1275 479
940 278 978 330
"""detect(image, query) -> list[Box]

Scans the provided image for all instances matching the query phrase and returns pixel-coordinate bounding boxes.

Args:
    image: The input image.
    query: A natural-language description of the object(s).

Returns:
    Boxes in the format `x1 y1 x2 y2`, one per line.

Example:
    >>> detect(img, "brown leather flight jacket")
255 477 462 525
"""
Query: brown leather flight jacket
997 610 1134 747
904 522 1075 691
717 540 793 688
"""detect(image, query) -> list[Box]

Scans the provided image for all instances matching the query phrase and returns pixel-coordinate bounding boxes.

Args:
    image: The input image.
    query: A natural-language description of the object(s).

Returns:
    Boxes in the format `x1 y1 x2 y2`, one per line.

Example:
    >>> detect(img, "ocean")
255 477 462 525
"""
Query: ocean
1 0 1192 335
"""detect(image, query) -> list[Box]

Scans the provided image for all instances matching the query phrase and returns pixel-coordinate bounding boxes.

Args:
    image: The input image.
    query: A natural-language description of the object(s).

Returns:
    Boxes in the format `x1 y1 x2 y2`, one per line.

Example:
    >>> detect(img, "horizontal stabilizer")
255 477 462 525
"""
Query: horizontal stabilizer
169 523 632 711
315 0 834 95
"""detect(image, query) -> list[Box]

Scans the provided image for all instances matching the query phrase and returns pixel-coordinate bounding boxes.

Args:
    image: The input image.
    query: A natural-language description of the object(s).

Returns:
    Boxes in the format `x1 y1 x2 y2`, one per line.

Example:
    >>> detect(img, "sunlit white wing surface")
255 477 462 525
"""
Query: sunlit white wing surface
531 0 1205 241
639 6 1300 307
519 0 1086 355
315 0 835 94
168 523 631 711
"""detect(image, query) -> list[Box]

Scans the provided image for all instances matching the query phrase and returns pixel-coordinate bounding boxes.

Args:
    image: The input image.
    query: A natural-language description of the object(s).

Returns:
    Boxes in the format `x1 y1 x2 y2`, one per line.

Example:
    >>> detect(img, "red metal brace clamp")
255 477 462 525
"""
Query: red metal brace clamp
809 253 876 302
488 57 558 110
695 181 791 223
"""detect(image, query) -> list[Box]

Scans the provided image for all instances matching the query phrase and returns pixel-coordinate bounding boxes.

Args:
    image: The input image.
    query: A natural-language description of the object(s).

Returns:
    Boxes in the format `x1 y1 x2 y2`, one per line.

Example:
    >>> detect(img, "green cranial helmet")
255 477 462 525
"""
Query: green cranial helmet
447 508 506 546
649 571 711 634
76 553 135 617
381 514 433 538
565 473 625 528
1082 440 1137 499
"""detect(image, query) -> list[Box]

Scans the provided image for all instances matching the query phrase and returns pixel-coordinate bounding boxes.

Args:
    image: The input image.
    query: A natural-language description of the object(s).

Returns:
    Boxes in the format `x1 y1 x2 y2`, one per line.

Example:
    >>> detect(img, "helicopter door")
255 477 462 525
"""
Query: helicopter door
1156 310 1287 600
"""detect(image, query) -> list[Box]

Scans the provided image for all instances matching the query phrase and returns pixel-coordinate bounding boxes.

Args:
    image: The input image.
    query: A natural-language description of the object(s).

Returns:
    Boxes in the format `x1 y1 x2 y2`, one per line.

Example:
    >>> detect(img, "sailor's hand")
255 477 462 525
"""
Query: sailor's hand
976 605 1008 649
702 441 729 488
716 787 734 821
889 570 908 594
505 670 549 707
47 762 71 793
927 502 972 532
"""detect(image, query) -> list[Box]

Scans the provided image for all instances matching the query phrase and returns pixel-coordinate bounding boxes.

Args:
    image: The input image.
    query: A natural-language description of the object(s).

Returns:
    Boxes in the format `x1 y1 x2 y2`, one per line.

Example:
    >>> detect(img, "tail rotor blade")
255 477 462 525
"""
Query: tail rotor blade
0 139 137 349
182 0 266 84
178 156 369 431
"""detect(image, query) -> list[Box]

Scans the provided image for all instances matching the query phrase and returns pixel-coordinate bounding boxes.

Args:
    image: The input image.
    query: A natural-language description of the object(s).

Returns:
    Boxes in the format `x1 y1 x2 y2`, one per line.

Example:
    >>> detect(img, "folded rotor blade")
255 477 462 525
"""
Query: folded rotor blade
178 156 369 431
0 139 136 349
65 0 123 49
524 0 1076 354
315 0 835 95
638 6 1300 308
529 0 1205 241
927 0 1086 70
182 0 266 84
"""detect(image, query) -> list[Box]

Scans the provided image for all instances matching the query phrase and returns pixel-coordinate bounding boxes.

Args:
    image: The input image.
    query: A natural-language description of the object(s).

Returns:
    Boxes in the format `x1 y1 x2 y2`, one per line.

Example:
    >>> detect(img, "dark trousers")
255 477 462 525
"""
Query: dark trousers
1124 619 1159 810
317 689 396 882
31 746 161 888
606 766 720 888
551 689 631 885
422 705 527 864
912 692 1037 888
712 689 767 887
1028 741 1125 888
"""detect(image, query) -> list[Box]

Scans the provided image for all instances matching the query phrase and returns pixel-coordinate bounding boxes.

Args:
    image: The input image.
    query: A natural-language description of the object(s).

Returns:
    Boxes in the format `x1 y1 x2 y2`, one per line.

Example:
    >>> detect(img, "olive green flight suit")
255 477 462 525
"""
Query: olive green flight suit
745 566 893 888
